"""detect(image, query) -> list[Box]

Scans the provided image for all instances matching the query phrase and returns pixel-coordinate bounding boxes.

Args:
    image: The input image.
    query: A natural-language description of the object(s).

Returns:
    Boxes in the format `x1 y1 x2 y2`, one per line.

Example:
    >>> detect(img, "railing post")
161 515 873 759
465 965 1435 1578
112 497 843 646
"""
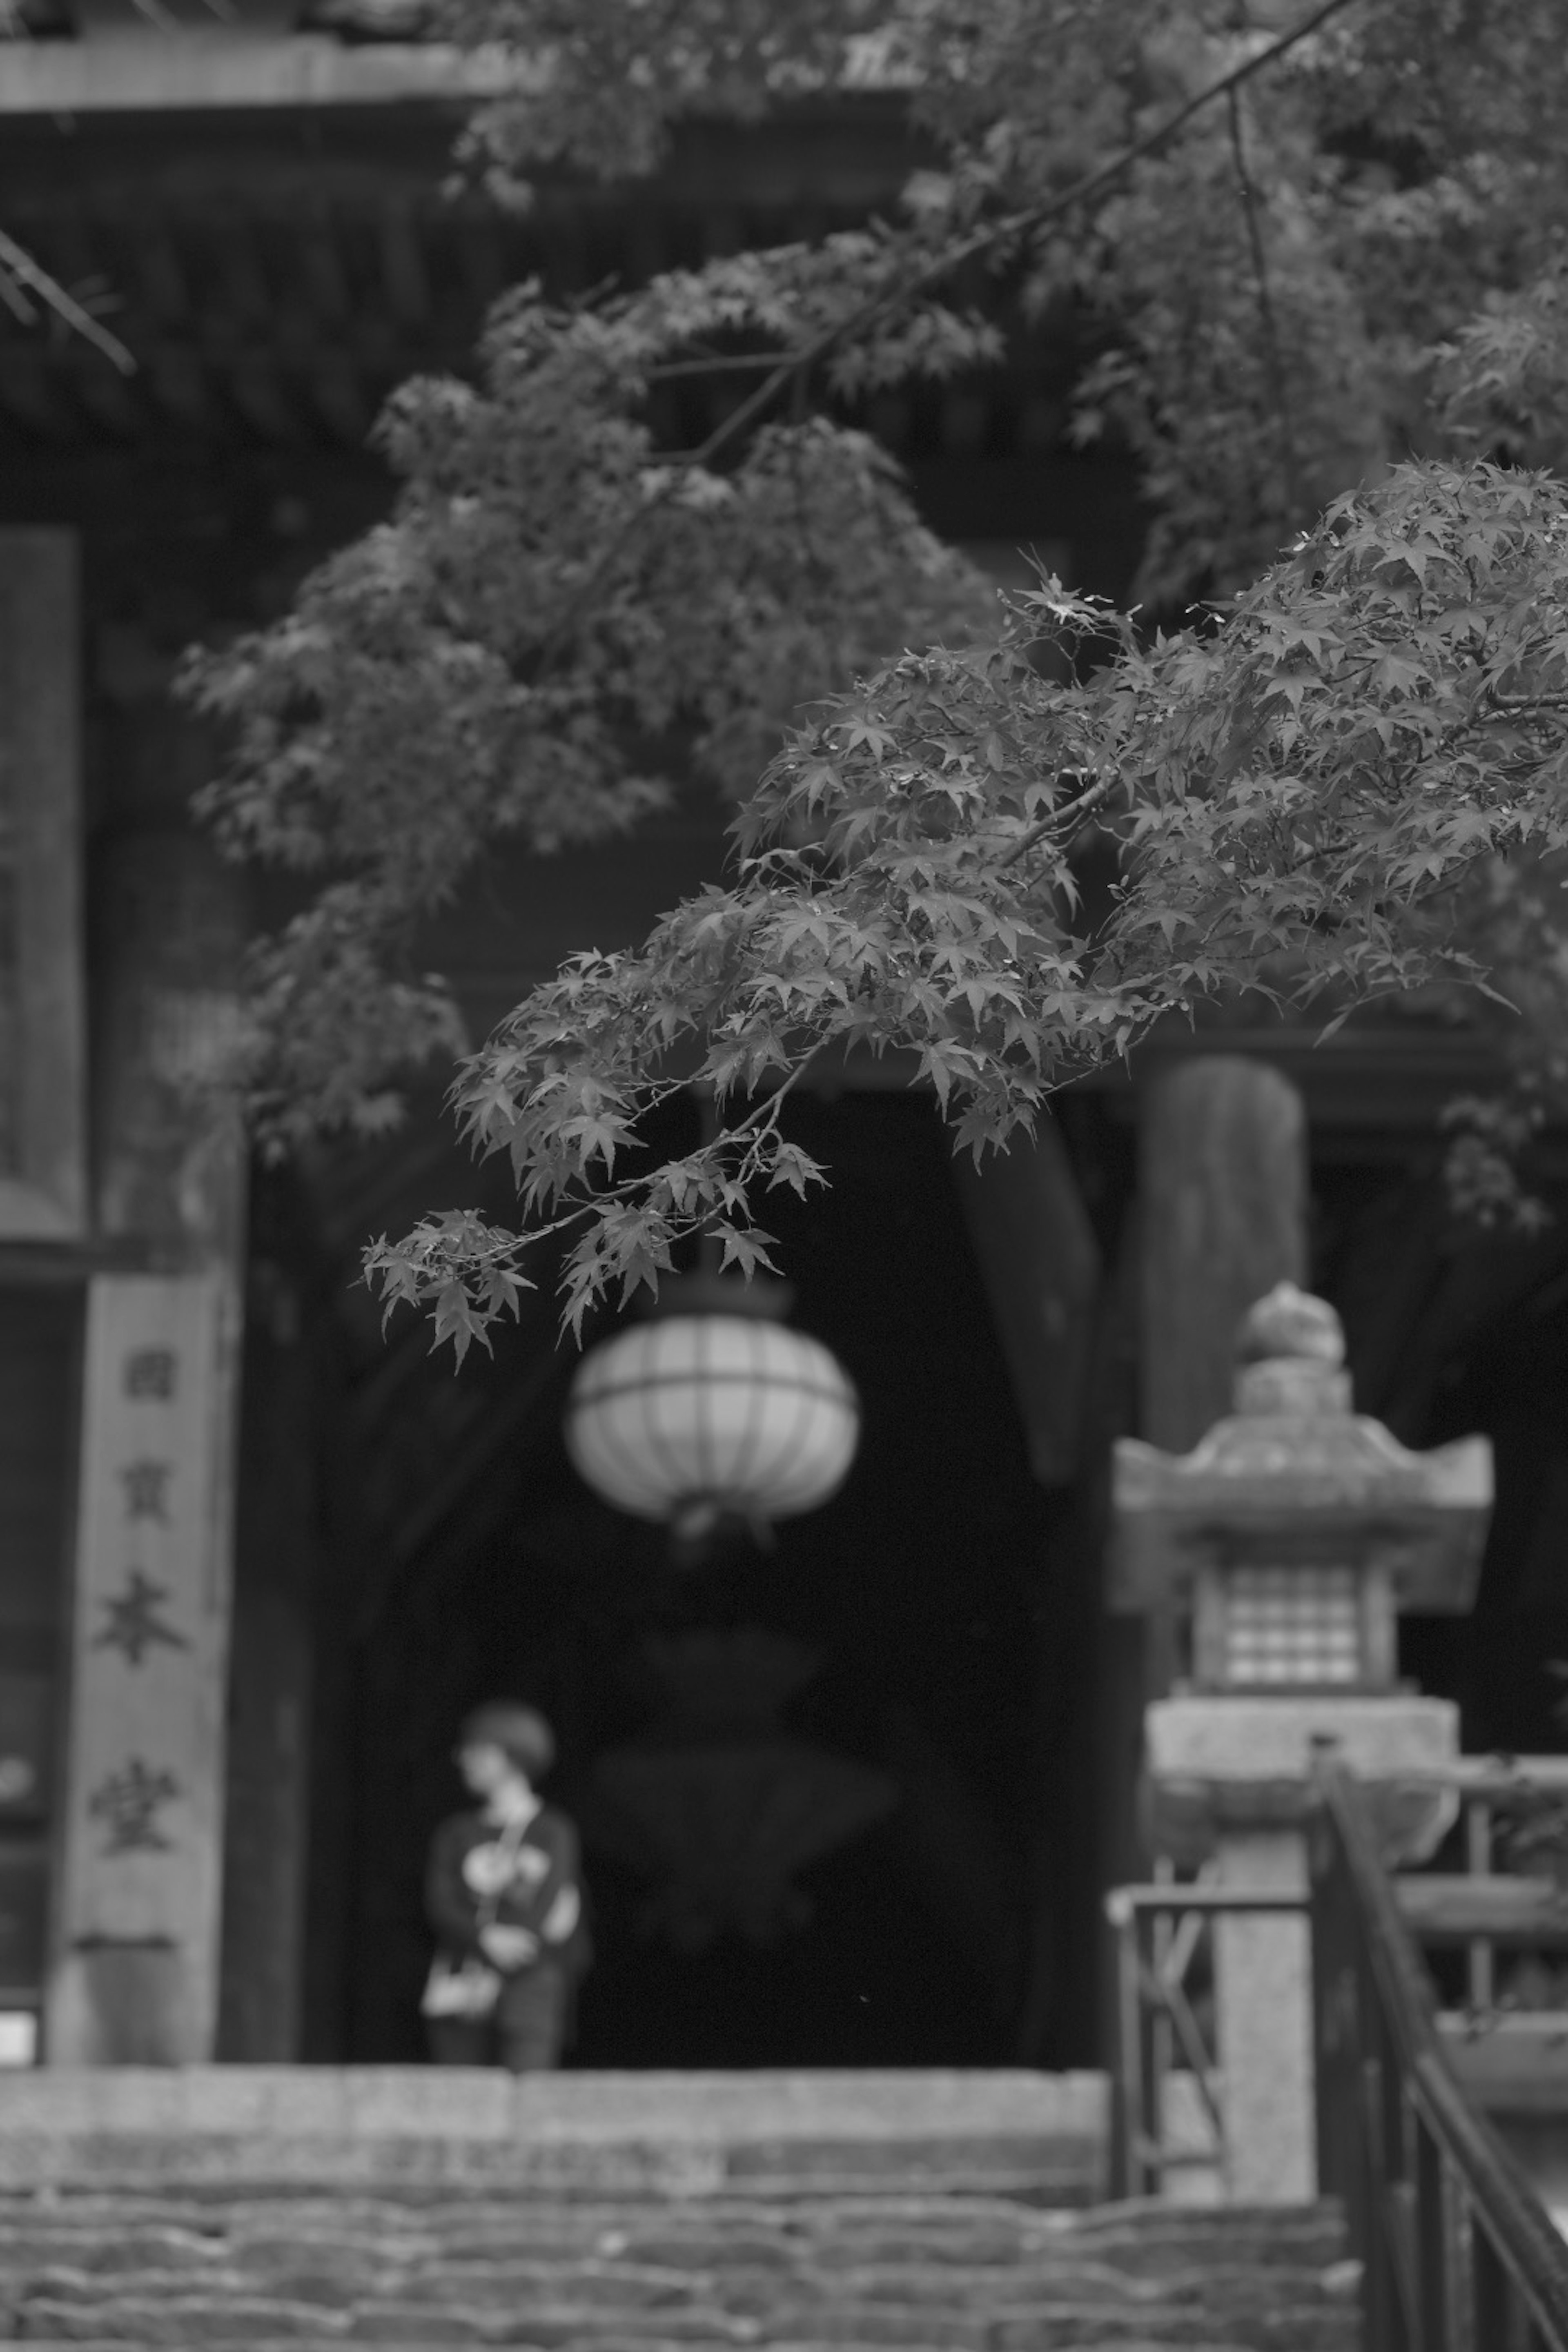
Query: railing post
1107 1888 1143 2199
1417 2116 1454 2352
1309 1800 1358 2214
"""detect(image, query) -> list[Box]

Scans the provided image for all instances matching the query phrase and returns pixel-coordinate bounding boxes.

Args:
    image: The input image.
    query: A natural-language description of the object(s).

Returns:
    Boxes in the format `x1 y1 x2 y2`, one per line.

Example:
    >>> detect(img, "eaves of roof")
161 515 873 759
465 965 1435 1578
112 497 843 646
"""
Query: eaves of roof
0 19 912 116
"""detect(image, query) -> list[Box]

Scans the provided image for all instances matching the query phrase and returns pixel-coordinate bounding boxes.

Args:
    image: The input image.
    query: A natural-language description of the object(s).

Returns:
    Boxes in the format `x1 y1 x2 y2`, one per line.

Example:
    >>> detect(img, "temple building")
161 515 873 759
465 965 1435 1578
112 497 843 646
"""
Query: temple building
2 2 1568 2076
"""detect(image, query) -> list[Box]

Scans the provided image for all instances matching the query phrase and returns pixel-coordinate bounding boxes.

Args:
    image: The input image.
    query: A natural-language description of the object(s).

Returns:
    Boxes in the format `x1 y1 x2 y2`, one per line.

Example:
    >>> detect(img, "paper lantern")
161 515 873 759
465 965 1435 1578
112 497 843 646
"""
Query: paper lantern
565 1289 859 1543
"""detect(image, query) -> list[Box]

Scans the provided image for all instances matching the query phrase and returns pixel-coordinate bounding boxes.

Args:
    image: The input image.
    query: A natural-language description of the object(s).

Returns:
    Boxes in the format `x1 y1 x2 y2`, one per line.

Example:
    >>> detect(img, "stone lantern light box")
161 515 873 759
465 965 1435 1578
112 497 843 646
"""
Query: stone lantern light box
1111 1283 1491 1697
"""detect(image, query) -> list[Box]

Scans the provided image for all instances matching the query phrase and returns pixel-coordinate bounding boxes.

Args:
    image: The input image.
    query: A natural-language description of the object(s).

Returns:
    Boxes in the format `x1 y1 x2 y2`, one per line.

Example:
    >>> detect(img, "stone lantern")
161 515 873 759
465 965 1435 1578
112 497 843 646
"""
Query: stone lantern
1111 1281 1492 2200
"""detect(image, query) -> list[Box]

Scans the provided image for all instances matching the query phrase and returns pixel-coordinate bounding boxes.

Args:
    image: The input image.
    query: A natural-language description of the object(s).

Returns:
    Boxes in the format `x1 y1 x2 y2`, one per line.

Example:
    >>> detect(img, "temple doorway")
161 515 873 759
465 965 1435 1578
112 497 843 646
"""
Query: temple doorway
315 1090 1106 2069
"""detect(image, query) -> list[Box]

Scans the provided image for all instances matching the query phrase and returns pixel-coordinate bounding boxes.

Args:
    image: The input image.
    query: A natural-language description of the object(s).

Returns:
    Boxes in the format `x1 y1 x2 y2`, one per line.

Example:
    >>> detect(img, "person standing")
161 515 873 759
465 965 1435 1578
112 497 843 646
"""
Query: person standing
422 1701 589 2071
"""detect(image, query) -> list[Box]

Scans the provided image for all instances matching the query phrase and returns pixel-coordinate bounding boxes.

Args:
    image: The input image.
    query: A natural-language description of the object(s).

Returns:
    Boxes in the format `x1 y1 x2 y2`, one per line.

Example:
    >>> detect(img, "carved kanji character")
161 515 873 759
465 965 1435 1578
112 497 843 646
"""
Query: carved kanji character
93 1569 188 1667
88 1758 181 1855
122 1348 178 1402
118 1459 173 1523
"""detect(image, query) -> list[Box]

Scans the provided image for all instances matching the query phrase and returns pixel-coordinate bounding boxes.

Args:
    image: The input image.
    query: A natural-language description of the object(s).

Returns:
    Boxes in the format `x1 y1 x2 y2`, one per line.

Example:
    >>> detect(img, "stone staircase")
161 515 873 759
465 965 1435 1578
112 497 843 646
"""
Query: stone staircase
0 2072 1361 2350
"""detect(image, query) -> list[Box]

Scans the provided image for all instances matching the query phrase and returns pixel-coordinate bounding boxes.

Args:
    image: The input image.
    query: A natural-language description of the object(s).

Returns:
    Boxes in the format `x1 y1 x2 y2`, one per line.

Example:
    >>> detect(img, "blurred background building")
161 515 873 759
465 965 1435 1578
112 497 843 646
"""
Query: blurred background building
3 1 1568 2075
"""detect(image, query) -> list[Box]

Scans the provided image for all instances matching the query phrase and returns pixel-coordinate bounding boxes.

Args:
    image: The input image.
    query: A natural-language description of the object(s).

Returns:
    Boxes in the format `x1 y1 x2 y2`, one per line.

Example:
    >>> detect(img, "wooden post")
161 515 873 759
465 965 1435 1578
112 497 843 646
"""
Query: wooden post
1138 1056 1309 1454
1100 1054 1310 1957
954 1111 1106 2061
45 811 249 2064
216 1258 318 2061
47 1273 240 2063
0 530 89 2057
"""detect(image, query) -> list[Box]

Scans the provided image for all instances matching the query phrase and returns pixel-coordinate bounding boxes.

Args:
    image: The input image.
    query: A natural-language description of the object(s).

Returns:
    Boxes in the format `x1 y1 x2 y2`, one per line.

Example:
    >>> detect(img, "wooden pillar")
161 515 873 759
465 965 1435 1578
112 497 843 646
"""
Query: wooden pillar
45 802 249 2064
1100 1055 1309 1918
955 1111 1108 2062
0 529 87 1238
216 1252 318 2061
0 530 90 2056
1138 1056 1309 1456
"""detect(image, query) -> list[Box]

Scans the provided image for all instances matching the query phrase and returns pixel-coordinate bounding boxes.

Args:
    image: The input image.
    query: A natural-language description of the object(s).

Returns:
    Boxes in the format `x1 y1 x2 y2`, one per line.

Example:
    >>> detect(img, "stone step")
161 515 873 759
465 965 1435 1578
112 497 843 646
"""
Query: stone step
0 2073 1106 2203
0 2194 1343 2236
11 2321 1358 2351
0 2256 1352 2300
0 2286 1361 2336
0 2076 1355 2352
9 2301 1359 2348
0 2219 1347 2264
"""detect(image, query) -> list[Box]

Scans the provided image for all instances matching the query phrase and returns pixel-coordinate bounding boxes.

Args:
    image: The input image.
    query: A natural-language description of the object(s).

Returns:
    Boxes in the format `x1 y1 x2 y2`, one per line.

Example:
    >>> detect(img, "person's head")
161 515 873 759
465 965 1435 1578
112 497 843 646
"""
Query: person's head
456 1701 555 1801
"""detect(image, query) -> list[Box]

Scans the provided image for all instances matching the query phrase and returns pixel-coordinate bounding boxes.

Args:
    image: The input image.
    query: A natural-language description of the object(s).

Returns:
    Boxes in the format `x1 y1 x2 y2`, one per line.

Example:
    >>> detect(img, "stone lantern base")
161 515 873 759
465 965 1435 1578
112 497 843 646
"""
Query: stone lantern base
1141 1690 1461 2203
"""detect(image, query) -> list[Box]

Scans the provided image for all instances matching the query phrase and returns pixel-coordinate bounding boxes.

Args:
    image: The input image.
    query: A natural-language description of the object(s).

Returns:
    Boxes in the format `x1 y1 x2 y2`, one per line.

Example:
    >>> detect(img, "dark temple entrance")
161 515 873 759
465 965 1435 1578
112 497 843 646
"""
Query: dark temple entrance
302 1091 1105 2071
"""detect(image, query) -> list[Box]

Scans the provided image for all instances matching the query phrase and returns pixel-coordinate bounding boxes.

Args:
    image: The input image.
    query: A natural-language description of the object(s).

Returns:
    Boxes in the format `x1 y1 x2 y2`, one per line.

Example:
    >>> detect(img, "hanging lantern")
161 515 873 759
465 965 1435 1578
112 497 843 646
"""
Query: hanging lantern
565 1276 860 1546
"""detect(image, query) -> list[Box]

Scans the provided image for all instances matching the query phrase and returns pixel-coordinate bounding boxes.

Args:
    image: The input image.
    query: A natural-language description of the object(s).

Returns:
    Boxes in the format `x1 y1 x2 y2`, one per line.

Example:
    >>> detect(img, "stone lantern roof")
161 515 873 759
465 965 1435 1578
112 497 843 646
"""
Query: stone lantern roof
1110 1282 1492 1617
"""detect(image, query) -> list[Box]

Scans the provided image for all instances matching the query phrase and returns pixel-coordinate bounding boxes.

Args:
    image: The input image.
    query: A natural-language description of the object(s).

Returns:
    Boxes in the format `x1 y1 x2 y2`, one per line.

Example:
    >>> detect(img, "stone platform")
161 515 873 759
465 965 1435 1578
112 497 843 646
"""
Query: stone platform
0 2068 1110 2201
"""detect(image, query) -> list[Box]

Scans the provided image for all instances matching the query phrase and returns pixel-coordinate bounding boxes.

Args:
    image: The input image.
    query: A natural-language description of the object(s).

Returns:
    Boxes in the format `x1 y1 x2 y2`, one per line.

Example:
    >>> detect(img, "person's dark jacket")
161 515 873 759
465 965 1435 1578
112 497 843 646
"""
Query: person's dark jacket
425 1803 590 1977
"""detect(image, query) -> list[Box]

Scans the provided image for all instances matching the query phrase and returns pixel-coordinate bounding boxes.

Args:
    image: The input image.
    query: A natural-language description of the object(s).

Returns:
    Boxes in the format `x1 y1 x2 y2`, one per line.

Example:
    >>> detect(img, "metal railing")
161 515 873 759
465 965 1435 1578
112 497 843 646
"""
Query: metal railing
1311 1753 1568 2351
1105 1875 1303 2198
1107 1757 1568 2345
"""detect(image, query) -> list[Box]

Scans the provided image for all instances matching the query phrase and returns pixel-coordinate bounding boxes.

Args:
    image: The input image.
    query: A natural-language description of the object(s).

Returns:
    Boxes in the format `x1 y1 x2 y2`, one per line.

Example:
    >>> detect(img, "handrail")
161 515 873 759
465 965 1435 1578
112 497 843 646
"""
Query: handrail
1105 1877 1307 2196
1312 1751 1568 2350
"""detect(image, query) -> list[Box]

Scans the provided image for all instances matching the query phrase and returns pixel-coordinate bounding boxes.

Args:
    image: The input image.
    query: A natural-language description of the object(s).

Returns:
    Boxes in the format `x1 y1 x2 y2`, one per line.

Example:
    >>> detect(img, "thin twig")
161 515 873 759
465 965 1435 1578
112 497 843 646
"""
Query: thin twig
535 0 1360 670
999 774 1120 867
0 227 136 375
1485 686 1568 715
647 353 788 380
1227 82 1303 516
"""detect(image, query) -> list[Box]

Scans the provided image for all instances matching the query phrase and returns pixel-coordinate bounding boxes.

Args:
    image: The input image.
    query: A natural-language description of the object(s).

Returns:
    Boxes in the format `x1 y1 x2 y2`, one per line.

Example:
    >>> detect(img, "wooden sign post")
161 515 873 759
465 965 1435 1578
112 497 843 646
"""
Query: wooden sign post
46 1274 240 2064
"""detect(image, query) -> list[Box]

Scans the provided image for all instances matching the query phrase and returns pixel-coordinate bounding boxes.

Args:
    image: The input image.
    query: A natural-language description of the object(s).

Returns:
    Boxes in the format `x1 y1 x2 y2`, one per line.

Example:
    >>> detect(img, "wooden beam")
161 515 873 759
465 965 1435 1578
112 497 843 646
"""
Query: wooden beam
0 34 517 116
1399 1876 1568 1947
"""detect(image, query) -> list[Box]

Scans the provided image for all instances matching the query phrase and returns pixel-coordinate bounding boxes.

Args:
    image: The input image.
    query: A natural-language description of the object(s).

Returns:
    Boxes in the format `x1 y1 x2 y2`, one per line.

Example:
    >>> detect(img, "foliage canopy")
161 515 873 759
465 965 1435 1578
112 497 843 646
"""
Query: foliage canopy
178 0 1568 1355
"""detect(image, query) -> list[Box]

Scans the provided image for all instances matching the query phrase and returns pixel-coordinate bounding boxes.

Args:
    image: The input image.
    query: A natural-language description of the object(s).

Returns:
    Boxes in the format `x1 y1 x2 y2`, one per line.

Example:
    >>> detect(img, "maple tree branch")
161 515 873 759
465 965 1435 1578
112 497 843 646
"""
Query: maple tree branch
999 774 1120 867
646 353 787 379
1485 686 1568 714
1227 82 1303 517
535 0 1360 671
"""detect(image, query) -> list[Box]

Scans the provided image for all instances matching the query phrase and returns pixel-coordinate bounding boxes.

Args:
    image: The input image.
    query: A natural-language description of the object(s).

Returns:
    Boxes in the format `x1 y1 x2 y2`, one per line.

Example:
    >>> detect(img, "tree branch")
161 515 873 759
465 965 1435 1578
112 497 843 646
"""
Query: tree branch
1227 82 1303 517
999 774 1120 867
535 0 1361 671
646 352 791 380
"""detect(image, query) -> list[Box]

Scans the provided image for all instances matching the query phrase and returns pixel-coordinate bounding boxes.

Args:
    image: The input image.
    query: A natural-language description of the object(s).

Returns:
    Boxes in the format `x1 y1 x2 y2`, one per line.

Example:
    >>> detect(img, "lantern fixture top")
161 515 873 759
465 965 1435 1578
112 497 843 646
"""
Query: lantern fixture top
1109 1281 1492 1618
